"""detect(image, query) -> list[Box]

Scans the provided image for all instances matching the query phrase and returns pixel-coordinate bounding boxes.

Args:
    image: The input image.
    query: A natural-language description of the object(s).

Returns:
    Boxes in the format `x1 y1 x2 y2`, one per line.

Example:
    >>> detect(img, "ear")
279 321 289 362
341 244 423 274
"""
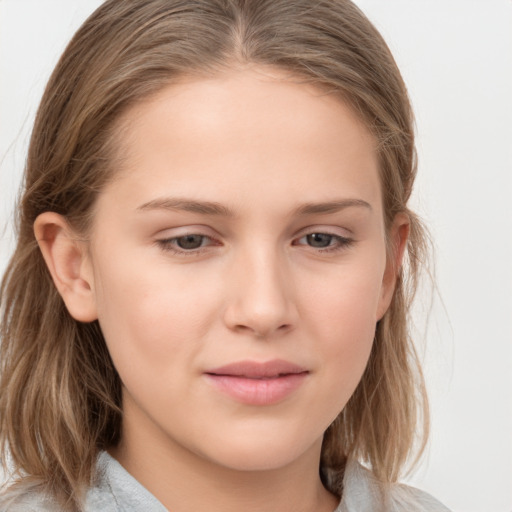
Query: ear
34 212 98 322
376 213 410 321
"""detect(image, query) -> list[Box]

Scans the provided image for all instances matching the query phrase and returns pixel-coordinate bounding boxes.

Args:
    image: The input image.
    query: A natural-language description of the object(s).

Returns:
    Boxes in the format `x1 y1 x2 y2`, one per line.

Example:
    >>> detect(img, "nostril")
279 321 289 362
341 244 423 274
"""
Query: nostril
231 322 292 338
222 280 298 338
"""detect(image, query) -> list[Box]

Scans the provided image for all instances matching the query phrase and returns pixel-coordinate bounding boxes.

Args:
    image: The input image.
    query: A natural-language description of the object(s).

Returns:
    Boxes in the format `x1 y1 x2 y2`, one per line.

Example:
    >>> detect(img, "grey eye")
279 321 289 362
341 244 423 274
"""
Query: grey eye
176 234 205 249
306 233 333 247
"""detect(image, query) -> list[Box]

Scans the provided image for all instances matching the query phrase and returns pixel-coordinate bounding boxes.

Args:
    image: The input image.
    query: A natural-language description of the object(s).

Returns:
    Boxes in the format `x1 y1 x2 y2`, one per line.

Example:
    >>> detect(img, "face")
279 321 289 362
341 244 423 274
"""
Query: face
80 68 402 472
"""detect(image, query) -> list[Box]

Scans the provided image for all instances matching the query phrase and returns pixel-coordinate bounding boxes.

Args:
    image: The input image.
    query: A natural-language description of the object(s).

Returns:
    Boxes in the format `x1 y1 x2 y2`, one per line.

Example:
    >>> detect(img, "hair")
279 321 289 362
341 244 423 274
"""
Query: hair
0 0 429 510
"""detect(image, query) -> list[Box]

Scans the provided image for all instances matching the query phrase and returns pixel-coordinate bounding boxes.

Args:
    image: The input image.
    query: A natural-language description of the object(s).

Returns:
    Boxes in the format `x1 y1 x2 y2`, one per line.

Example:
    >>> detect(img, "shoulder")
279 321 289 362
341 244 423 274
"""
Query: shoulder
0 452 166 512
86 451 166 511
0 481 60 512
326 460 451 512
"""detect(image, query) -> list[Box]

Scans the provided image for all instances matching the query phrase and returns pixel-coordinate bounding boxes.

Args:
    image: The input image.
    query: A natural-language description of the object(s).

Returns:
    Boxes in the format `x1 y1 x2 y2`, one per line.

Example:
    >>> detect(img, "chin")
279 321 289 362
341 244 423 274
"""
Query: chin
197 428 322 472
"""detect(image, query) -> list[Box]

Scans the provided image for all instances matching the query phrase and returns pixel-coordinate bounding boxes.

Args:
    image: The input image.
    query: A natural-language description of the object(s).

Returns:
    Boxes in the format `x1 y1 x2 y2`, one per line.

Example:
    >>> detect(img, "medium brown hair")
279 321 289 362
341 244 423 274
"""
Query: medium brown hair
0 0 429 509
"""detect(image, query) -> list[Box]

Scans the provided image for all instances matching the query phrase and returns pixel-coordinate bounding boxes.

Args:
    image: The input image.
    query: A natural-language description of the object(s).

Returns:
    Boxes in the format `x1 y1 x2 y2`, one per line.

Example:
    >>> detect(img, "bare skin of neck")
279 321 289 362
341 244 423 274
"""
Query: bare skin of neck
110 406 339 512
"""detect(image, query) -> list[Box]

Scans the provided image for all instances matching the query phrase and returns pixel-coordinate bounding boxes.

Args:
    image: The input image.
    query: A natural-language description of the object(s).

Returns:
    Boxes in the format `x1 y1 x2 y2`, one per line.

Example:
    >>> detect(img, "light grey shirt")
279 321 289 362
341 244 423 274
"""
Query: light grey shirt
0 451 450 511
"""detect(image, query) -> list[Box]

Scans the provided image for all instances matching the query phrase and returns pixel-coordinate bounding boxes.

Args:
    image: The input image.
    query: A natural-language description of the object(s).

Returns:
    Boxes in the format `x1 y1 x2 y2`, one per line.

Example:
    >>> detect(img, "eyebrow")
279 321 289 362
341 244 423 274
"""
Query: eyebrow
137 198 235 216
136 197 372 217
293 199 372 216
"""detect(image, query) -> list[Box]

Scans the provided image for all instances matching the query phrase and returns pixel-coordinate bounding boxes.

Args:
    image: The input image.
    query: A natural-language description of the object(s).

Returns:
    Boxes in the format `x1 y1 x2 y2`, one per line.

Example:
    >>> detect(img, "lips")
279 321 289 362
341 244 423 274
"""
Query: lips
204 359 309 405
206 359 308 378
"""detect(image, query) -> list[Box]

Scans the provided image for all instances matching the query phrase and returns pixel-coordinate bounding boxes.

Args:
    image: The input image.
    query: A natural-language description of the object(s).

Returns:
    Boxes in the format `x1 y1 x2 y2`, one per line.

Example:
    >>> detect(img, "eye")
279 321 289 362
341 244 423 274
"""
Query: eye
294 232 353 253
305 233 334 248
175 234 208 250
156 234 217 255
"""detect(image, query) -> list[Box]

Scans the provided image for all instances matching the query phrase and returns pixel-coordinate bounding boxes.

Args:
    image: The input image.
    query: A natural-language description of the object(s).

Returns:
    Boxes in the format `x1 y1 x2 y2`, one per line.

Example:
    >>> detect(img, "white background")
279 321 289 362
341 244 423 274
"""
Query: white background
1 1 511 511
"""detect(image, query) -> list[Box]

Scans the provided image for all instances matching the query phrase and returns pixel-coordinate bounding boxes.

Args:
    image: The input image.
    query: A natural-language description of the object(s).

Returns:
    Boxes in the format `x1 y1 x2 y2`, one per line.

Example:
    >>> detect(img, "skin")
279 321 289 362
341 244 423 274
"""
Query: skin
35 67 408 512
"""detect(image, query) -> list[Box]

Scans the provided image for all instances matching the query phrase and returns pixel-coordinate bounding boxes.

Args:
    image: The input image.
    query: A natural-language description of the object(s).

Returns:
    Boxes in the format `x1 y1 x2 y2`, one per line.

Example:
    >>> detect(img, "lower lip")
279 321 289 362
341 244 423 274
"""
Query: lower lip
204 373 308 405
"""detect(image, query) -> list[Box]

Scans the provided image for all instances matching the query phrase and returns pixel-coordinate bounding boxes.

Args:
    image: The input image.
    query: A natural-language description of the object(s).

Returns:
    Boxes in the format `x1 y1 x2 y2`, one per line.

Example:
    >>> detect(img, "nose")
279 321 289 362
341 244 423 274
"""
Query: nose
223 246 298 339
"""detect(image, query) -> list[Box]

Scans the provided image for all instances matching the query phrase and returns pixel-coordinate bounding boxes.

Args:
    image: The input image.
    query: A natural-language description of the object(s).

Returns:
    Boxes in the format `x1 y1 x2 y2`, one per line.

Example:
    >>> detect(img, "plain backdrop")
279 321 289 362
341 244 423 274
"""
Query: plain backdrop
1 1 511 511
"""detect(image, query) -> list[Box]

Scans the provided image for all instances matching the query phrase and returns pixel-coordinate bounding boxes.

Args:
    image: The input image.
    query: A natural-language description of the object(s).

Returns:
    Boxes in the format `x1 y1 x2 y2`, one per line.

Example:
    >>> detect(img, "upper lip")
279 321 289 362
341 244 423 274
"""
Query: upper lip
205 359 308 378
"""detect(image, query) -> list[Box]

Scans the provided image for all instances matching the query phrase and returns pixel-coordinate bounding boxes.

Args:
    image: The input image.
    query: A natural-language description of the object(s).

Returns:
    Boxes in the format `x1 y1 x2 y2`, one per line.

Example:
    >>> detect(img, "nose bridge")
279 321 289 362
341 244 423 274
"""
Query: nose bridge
224 239 296 337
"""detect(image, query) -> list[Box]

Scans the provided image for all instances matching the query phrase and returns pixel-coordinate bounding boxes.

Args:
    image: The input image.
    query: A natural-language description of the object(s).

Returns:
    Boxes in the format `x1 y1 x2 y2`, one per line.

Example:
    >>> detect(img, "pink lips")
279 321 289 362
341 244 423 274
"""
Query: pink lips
204 360 309 405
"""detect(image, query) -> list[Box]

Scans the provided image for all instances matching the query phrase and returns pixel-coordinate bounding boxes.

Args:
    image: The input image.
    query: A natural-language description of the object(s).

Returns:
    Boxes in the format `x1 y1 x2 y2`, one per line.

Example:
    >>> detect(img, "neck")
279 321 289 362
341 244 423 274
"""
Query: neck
110 423 339 512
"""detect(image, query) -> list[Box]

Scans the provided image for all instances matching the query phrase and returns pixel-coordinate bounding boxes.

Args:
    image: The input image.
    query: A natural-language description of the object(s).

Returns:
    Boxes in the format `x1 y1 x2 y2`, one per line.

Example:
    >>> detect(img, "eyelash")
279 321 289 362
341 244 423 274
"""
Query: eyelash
156 232 354 256
294 233 354 253
156 234 218 257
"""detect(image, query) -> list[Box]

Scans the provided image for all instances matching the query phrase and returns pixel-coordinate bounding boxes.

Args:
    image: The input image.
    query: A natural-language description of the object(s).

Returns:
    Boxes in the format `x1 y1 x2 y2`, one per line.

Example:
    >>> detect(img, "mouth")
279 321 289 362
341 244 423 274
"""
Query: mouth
204 359 309 405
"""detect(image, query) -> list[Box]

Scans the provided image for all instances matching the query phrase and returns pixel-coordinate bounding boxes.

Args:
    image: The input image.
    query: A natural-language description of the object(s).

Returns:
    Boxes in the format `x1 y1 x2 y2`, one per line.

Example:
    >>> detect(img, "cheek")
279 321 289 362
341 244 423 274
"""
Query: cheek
298 260 384 395
91 254 223 377
301 258 384 335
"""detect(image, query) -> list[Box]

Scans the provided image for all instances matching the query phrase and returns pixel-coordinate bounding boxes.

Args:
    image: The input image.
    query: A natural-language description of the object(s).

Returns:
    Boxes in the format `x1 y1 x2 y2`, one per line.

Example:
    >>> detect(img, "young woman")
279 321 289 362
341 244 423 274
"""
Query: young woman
0 1 450 510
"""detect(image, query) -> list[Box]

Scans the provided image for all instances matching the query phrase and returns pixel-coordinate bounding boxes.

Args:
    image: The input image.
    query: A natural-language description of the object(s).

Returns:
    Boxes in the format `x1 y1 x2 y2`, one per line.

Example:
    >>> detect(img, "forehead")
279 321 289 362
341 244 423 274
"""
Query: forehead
103 67 381 217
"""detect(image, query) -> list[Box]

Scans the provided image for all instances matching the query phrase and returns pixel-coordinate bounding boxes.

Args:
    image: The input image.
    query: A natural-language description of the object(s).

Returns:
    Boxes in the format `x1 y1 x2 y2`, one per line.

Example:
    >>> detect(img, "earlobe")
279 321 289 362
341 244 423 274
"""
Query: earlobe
34 212 98 322
376 213 410 321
